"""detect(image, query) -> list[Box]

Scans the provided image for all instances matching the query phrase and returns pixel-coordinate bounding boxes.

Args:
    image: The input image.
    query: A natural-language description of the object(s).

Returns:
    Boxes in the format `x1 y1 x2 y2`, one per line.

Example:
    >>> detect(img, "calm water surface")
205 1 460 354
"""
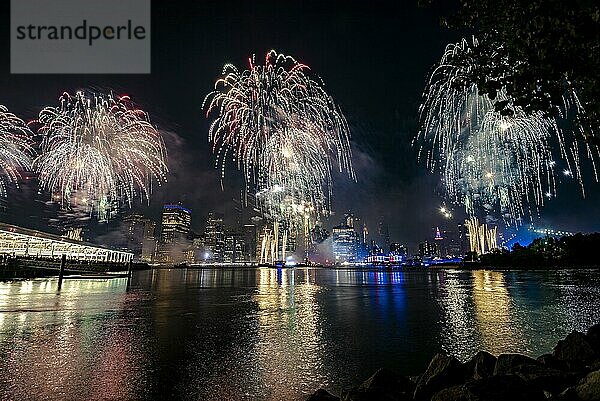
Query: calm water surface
0 268 599 400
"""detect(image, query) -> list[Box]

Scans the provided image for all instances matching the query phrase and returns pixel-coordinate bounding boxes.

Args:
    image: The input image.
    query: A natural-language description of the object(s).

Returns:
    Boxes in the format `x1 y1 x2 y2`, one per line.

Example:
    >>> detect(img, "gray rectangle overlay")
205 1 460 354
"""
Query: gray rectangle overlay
11 0 150 74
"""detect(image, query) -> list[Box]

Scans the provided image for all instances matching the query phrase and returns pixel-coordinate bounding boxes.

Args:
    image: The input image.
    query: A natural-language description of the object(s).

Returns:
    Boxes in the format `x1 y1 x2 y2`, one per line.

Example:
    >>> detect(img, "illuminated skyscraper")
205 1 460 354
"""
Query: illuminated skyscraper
377 218 390 251
419 240 437 259
332 215 359 264
390 243 407 256
158 203 192 263
351 215 369 262
123 214 157 262
123 214 145 260
160 204 192 243
243 224 257 262
224 230 245 263
204 212 225 262
141 220 157 263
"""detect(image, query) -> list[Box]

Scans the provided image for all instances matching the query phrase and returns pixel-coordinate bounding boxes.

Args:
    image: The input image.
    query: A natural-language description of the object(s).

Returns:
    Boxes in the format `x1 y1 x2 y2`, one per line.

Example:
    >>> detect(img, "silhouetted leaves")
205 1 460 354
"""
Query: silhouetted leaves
480 233 600 267
424 0 600 139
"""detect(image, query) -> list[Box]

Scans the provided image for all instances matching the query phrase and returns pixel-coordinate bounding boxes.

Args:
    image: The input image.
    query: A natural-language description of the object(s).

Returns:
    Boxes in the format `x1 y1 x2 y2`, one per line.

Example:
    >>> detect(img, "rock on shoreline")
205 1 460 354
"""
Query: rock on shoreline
308 323 600 401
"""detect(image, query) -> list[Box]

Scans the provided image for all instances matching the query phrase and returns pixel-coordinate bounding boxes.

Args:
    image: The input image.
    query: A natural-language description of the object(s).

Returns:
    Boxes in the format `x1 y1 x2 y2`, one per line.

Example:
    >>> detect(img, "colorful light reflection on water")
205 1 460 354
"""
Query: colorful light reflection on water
0 268 598 400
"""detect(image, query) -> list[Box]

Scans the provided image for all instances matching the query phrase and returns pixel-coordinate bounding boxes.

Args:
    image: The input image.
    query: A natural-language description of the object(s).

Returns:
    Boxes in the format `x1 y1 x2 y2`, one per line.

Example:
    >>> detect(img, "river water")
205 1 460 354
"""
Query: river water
0 268 598 400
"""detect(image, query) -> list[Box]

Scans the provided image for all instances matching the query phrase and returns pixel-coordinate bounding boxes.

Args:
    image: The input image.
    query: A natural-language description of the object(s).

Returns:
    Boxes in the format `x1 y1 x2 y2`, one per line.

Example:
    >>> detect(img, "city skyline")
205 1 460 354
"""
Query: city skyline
1 2 599 401
113 202 579 267
0 1 599 253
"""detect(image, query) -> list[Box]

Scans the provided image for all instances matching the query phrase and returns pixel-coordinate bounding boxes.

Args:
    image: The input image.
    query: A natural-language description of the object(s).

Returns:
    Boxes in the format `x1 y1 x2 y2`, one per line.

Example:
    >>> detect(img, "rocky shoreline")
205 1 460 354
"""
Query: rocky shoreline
308 323 600 401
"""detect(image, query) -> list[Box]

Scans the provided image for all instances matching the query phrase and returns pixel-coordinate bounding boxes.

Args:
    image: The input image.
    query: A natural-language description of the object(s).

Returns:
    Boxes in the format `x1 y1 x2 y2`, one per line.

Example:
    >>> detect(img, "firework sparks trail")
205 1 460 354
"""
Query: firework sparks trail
417 37 597 226
204 50 354 260
0 105 35 197
34 91 168 218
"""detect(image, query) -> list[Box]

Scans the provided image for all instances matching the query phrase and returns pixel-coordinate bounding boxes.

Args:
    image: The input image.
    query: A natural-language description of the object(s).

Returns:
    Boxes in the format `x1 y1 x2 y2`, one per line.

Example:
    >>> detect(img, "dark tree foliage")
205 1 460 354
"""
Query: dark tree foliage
479 233 600 267
422 0 600 142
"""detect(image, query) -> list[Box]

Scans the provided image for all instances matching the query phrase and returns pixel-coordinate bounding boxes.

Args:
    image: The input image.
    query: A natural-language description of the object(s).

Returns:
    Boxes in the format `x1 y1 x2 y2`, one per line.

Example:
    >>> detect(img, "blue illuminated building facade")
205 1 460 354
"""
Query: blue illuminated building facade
332 213 359 264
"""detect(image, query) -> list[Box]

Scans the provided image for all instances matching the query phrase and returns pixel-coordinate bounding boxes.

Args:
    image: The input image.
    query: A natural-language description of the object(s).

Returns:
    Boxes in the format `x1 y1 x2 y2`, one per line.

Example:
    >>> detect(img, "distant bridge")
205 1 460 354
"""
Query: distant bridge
529 227 575 238
0 222 132 263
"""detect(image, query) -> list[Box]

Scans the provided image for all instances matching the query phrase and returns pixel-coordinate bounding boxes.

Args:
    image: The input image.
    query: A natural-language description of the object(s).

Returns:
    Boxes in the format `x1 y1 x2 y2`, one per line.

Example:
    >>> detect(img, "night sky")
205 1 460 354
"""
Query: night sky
0 0 599 251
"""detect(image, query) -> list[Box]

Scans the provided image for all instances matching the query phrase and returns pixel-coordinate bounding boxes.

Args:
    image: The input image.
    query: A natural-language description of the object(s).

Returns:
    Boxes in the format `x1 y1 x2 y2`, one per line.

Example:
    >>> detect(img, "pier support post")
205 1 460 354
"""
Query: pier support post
126 260 133 288
58 254 66 290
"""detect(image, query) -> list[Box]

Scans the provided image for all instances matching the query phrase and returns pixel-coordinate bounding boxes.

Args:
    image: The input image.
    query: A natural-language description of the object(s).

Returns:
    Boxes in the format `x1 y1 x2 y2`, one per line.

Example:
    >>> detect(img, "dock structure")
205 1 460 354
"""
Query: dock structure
0 222 133 263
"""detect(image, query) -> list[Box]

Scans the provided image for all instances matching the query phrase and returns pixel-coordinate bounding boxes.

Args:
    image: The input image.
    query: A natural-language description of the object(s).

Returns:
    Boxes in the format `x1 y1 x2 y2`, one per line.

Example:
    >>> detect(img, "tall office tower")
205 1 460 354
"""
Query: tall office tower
204 212 225 262
160 204 192 244
377 218 391 251
389 243 407 257
332 216 359 264
350 219 369 262
419 240 437 259
123 214 156 262
223 230 246 263
433 226 444 257
457 223 468 256
223 232 235 263
158 203 192 263
243 224 257 262
141 219 157 262
434 225 462 258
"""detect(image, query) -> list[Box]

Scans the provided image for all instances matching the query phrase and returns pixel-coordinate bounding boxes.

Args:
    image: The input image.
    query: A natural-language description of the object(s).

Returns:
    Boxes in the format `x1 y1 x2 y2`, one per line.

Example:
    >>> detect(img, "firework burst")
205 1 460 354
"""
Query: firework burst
204 50 354 252
35 91 168 218
416 37 595 225
0 105 35 197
